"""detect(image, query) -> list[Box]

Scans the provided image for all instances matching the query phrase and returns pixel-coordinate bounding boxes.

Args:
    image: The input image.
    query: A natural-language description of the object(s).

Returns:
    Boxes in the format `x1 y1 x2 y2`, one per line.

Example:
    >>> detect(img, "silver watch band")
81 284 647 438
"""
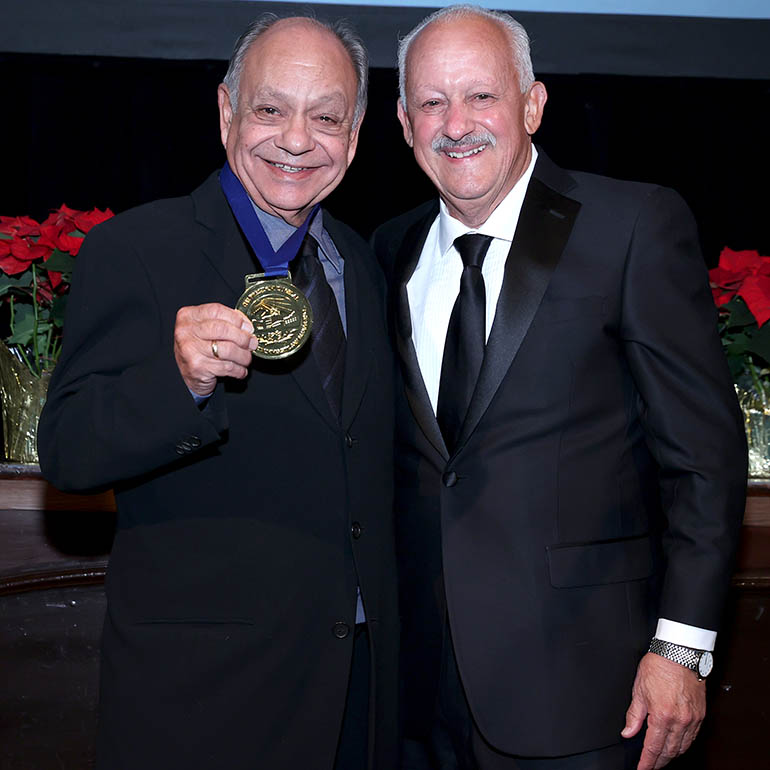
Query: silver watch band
648 637 701 671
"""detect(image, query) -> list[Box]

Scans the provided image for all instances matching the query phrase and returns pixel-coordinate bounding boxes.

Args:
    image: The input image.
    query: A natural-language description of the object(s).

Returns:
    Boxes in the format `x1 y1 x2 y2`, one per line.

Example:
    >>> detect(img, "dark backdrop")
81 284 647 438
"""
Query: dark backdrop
1 52 768 265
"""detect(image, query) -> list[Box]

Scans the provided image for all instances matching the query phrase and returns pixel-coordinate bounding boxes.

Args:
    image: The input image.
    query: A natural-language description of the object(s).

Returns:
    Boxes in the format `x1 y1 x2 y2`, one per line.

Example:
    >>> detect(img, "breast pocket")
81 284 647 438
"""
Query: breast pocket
540 295 608 325
546 534 653 588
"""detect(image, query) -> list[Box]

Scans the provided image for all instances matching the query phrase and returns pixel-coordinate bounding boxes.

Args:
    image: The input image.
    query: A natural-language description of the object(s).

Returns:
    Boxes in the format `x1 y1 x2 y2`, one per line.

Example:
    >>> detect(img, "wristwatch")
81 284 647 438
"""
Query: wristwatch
648 638 714 680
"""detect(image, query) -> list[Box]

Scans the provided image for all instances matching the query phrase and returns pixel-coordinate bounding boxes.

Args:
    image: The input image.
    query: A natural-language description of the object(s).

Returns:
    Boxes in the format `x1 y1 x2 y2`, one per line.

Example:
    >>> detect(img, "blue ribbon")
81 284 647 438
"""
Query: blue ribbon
219 162 319 278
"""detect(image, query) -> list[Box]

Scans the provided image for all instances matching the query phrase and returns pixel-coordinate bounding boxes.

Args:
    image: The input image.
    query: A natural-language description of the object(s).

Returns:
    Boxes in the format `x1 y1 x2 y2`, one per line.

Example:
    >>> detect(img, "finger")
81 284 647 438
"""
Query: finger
208 339 254 368
653 727 685 769
208 358 249 381
623 695 648 738
672 713 703 759
637 722 667 770
196 318 256 351
185 302 253 331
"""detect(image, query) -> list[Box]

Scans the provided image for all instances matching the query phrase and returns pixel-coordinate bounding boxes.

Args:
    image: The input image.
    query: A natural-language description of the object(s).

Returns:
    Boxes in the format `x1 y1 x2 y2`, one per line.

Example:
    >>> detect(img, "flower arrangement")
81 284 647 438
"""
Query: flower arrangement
709 247 770 401
0 205 113 377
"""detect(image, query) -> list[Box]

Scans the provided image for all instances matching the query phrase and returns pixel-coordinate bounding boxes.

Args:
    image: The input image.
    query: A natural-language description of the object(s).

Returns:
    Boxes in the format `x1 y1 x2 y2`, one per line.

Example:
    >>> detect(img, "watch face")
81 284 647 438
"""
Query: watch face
698 651 714 678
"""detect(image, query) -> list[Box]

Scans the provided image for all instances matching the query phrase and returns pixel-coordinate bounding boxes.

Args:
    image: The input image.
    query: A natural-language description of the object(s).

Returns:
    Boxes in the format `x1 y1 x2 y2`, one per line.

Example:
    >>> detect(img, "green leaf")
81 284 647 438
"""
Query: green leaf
6 303 35 346
728 356 747 381
43 248 76 277
0 272 31 298
51 294 68 326
723 297 756 328
745 322 770 368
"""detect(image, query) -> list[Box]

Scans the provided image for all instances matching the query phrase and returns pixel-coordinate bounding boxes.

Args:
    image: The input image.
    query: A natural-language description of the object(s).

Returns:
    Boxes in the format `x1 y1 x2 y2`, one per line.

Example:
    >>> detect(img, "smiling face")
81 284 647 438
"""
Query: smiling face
218 19 361 226
398 15 547 228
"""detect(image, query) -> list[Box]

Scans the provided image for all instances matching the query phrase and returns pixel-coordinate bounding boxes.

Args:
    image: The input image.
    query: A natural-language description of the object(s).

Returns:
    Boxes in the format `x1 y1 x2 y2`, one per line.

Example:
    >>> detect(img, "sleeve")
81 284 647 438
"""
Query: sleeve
38 221 227 492
620 185 747 632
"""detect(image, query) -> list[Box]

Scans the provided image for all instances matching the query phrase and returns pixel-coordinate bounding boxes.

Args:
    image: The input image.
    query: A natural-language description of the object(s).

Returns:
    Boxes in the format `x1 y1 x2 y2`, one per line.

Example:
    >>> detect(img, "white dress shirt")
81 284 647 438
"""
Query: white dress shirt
406 145 715 653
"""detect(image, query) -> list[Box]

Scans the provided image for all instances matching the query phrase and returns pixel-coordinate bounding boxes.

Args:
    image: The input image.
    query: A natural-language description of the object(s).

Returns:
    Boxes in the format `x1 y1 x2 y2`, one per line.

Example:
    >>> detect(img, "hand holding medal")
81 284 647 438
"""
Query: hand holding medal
173 302 257 397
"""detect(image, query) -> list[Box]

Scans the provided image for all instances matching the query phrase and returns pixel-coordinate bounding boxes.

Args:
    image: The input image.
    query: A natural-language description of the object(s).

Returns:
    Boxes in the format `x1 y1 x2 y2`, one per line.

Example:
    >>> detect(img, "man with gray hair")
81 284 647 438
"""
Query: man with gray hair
373 5 746 770
39 14 398 770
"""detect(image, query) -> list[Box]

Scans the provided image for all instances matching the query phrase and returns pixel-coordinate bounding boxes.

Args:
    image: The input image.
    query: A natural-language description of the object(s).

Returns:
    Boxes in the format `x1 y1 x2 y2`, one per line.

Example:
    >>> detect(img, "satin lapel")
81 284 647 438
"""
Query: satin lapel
455 176 581 451
393 210 449 461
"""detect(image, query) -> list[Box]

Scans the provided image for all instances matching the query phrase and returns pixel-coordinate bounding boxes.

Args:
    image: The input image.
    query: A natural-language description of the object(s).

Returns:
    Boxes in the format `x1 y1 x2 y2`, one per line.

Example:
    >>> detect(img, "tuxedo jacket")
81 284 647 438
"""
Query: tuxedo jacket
372 151 746 757
39 173 398 770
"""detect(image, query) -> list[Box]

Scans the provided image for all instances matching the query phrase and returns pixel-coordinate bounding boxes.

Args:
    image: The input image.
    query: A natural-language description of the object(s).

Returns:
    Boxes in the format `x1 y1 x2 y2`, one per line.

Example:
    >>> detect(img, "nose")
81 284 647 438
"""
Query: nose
443 100 474 141
276 113 314 156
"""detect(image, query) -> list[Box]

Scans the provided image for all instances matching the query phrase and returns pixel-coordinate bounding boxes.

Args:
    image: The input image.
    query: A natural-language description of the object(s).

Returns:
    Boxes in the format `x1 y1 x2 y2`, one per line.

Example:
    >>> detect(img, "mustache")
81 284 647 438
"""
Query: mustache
431 132 497 153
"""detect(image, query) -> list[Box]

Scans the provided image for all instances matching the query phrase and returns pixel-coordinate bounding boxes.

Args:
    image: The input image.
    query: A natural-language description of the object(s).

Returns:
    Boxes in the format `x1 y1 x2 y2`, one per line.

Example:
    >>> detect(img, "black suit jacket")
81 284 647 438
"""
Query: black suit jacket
39 173 398 770
372 151 746 757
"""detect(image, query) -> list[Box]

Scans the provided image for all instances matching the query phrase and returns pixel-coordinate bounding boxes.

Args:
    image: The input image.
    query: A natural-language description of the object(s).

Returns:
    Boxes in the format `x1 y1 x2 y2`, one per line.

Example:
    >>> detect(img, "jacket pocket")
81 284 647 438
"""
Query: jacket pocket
546 534 653 588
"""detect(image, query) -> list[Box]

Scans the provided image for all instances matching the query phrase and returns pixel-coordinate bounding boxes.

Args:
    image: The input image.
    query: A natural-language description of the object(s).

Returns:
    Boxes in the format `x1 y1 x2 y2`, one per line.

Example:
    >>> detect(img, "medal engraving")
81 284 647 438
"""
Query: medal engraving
237 273 313 359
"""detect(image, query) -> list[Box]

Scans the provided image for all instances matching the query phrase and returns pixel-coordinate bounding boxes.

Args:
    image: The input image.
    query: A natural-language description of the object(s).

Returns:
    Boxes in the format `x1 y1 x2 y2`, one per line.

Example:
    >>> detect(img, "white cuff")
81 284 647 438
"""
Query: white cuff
655 618 716 651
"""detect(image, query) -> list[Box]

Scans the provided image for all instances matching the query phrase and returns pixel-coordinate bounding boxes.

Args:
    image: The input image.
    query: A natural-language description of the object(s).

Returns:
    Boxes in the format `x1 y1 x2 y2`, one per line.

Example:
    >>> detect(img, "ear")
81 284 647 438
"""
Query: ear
397 98 414 148
523 82 548 136
217 84 234 148
347 112 364 166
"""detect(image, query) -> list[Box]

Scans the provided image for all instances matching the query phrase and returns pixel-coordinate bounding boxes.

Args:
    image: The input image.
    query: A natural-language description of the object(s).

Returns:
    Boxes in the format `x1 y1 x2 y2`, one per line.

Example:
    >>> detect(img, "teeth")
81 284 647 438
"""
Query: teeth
446 145 487 159
269 161 308 173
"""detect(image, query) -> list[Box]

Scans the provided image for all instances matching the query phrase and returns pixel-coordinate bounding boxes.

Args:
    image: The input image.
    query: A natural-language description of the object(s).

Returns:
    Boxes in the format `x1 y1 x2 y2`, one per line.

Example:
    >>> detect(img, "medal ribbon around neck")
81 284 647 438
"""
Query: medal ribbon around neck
219 161 319 276
219 162 318 359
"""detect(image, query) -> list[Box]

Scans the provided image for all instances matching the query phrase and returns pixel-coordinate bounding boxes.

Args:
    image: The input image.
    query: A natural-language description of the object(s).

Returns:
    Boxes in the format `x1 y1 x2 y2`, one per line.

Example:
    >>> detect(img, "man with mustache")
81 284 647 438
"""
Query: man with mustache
372 5 746 770
39 14 397 770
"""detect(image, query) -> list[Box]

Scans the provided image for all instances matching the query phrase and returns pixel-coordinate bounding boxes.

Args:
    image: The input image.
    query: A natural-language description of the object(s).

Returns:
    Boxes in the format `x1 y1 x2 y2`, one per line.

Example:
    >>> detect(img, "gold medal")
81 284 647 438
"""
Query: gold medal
236 272 313 360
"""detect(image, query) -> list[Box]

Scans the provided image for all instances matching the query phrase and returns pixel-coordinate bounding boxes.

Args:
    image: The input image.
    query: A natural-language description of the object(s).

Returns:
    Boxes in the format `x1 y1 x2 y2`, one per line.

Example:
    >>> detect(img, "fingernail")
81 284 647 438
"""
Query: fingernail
242 321 252 332
249 337 257 350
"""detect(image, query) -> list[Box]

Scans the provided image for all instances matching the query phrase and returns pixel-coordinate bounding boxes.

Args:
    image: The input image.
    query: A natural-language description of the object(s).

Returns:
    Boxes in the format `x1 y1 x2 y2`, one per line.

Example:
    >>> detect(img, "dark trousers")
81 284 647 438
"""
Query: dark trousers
334 624 371 770
401 625 644 770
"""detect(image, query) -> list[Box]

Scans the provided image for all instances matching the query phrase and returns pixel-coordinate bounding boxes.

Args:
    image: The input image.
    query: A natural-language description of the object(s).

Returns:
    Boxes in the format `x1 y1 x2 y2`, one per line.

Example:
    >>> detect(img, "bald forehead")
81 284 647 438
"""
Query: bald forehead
415 15 507 55
251 18 348 64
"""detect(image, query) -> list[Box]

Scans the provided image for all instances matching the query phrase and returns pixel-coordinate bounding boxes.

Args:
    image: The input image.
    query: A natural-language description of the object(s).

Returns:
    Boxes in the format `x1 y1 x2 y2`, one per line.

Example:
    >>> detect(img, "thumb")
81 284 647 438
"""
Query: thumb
622 693 648 738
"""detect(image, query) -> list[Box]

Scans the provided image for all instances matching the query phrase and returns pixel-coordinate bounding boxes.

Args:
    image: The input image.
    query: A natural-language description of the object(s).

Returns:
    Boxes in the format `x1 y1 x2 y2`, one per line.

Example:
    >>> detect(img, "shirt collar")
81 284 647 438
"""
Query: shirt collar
438 145 538 256
251 201 342 272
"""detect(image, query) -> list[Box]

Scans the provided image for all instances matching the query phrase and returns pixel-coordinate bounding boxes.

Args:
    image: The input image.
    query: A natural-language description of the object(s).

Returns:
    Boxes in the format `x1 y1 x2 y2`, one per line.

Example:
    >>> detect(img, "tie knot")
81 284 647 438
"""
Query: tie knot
454 233 492 269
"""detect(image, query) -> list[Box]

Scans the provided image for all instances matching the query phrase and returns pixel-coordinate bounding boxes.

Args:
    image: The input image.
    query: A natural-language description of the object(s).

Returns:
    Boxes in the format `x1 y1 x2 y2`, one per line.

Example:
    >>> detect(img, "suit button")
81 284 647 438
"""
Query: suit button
332 622 350 639
189 435 201 448
351 522 362 539
442 471 457 487
175 442 189 455
345 433 354 448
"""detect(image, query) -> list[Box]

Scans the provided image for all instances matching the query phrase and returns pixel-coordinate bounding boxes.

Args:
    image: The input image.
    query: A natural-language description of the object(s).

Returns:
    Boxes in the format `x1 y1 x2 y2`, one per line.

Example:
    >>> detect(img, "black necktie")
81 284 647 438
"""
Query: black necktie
436 234 493 452
292 234 346 420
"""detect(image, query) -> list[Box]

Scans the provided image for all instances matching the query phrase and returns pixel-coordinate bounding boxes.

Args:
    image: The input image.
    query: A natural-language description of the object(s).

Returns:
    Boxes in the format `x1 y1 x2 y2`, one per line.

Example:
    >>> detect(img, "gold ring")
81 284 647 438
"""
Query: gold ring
211 340 220 359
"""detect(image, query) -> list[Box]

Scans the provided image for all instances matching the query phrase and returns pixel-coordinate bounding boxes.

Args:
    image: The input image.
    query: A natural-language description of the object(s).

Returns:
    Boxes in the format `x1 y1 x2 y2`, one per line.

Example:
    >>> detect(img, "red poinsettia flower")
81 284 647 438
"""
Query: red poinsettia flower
34 275 55 305
47 269 64 290
0 215 40 237
41 204 80 233
709 248 770 327
74 207 113 233
0 240 33 275
37 223 85 256
10 236 52 264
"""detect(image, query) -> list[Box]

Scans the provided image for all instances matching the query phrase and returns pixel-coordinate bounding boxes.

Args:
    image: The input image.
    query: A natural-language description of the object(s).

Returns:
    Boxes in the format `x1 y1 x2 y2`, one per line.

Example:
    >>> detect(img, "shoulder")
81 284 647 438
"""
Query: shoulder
370 200 438 277
90 175 220 249
543 157 691 229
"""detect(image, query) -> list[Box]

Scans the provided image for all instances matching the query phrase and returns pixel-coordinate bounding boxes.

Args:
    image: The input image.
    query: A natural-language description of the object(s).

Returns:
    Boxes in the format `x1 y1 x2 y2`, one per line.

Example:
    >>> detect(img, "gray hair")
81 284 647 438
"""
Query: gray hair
397 4 534 109
223 13 369 128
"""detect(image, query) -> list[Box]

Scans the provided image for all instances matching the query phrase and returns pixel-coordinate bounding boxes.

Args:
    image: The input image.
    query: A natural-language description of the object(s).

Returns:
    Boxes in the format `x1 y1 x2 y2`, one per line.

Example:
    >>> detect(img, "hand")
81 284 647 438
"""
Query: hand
174 303 257 397
622 652 706 770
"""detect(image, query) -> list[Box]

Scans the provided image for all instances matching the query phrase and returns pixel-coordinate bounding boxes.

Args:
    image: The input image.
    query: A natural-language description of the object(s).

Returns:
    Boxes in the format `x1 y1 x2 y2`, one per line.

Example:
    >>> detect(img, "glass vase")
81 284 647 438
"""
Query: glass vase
735 383 770 479
0 343 52 464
